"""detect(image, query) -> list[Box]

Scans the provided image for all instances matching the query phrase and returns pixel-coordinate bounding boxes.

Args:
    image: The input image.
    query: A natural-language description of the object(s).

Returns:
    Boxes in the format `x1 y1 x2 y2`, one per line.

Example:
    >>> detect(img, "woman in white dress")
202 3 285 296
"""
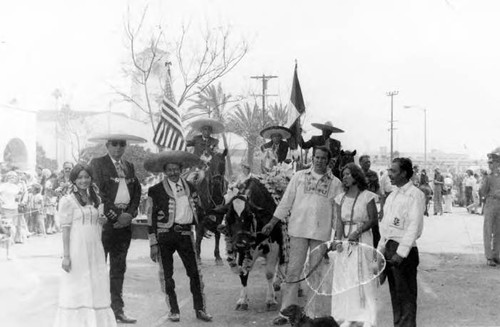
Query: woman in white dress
332 163 379 327
53 164 116 327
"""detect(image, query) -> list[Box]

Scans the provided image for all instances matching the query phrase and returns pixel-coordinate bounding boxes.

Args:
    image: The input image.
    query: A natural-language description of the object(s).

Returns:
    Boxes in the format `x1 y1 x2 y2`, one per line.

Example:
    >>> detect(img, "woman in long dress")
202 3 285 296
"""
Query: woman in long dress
53 164 116 327
332 163 378 327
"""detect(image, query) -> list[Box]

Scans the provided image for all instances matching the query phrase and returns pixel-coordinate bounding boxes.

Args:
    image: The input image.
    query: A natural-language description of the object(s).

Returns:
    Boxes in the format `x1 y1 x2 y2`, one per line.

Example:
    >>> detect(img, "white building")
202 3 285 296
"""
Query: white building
0 103 37 171
37 108 155 168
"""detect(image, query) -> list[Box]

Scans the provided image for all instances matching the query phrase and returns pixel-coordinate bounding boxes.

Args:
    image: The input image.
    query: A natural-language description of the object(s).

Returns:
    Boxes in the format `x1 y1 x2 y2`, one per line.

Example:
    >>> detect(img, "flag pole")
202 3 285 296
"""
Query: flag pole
295 60 304 168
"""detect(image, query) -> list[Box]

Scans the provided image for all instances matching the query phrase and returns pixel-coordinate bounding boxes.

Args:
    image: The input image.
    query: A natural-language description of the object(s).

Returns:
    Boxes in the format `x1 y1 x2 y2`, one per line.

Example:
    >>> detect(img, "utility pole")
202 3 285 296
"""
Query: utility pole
251 74 278 126
386 91 399 163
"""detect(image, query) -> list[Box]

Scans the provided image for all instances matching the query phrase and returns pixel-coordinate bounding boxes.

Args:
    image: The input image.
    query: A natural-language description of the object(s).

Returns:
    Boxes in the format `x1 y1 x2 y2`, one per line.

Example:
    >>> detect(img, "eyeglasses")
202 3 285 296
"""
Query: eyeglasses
110 140 127 147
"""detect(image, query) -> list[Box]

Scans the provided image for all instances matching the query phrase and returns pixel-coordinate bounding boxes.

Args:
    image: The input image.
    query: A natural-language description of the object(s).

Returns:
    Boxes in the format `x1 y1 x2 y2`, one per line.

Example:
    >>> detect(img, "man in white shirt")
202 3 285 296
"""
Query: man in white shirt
144 150 213 323
378 157 425 327
262 146 343 325
89 134 145 324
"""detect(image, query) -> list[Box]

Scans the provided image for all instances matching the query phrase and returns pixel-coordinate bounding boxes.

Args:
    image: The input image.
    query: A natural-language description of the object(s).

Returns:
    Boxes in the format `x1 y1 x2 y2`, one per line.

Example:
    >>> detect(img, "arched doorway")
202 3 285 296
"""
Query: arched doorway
3 138 28 170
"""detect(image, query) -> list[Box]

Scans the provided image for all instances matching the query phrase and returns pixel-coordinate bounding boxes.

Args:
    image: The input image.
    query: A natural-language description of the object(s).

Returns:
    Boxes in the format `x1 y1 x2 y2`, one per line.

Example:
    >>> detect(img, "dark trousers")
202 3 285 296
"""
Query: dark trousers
465 186 473 207
102 227 132 315
158 230 206 314
384 240 419 327
372 222 381 248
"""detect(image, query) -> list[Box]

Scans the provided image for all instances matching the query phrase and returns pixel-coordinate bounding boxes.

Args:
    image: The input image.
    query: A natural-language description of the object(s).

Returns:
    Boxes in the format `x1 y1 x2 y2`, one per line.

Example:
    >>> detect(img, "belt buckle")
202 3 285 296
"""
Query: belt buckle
173 225 183 232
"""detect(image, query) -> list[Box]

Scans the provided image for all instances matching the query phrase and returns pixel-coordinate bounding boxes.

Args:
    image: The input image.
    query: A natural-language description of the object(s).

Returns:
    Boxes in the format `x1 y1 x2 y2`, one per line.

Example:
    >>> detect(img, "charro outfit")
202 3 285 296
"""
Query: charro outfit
89 154 141 317
300 135 342 158
147 177 208 317
54 194 117 327
186 135 219 158
480 171 500 262
273 168 342 317
261 140 289 163
378 181 425 327
332 190 378 326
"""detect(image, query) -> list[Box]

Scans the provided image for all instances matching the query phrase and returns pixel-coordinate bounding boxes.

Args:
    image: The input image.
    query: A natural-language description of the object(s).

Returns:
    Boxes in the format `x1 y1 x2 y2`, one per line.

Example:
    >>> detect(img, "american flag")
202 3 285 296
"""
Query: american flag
153 64 186 150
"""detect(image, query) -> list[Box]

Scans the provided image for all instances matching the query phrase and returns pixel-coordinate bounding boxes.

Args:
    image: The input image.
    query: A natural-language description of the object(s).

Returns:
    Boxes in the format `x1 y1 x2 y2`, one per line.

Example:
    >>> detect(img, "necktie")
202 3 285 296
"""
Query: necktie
176 183 183 193
115 161 126 178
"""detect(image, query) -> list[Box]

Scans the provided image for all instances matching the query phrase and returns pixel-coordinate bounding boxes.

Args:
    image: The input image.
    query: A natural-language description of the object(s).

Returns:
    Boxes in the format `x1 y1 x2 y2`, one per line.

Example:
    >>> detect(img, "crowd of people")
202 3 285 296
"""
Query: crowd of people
0 161 76 259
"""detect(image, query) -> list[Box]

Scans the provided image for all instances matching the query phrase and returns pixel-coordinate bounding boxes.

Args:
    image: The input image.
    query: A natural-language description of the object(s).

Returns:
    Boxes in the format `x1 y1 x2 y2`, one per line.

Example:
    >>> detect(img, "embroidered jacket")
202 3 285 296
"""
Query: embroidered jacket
273 168 342 241
146 178 200 246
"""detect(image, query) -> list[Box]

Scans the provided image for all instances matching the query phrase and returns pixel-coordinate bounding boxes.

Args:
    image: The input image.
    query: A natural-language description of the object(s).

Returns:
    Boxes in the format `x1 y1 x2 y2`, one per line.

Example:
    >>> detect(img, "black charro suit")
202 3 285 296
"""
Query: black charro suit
90 154 141 316
260 140 289 163
300 135 342 158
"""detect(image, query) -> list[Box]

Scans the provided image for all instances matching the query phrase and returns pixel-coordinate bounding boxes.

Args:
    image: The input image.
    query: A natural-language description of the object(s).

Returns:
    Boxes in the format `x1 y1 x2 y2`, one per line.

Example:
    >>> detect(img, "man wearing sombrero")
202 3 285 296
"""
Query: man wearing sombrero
186 118 225 159
89 133 145 324
300 121 344 159
480 147 500 267
144 151 213 322
260 126 291 164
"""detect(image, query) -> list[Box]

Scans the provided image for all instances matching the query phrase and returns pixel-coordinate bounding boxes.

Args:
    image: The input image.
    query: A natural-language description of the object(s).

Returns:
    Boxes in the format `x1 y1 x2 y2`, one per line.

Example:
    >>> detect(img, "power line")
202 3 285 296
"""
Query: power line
386 90 399 163
251 74 278 126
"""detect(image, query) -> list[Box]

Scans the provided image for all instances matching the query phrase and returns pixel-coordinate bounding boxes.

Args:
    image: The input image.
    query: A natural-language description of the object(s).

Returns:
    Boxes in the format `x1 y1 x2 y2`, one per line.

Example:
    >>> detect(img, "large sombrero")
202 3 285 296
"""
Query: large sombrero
144 151 201 173
189 118 225 134
311 121 344 133
260 126 292 139
488 147 500 160
88 133 147 144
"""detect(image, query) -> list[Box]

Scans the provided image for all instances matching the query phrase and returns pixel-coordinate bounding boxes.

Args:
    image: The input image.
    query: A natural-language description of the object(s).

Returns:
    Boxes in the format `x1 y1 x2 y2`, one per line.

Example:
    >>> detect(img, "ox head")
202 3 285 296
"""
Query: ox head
226 196 260 250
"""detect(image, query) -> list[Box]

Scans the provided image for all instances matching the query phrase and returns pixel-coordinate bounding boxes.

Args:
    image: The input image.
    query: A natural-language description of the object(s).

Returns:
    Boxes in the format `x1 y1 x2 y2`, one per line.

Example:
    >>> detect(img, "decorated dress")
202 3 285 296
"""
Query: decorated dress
53 194 116 327
332 190 378 326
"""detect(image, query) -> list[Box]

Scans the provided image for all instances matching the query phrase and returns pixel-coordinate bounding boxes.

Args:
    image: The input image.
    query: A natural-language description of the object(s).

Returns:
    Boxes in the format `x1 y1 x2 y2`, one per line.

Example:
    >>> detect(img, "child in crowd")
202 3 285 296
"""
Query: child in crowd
32 184 46 236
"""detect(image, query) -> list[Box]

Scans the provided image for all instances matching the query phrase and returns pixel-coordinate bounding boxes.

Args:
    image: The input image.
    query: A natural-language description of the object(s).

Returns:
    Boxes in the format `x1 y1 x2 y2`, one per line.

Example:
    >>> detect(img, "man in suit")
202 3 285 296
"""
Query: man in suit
144 150 213 322
300 121 344 159
89 134 145 324
260 126 291 164
186 118 225 159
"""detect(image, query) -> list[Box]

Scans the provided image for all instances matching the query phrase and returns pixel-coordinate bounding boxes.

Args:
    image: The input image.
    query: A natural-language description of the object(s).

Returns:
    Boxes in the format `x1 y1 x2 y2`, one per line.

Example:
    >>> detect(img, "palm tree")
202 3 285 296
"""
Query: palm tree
186 83 240 176
227 102 273 169
268 102 289 126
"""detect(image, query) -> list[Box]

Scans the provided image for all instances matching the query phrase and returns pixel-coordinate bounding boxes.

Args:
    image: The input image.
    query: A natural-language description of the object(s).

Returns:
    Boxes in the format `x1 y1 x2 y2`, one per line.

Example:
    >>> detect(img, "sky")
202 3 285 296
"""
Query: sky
1 0 500 159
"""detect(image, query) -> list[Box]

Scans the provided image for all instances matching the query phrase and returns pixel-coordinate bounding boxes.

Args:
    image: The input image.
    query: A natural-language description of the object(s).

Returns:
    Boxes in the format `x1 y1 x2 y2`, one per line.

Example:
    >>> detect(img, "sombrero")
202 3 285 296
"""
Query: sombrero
144 151 201 173
488 147 500 161
260 126 292 139
189 118 225 134
311 121 344 133
88 133 147 144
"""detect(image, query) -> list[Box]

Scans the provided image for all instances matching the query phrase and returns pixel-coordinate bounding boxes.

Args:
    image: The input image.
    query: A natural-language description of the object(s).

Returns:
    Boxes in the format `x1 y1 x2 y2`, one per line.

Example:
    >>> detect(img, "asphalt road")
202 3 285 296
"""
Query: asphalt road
1 206 499 327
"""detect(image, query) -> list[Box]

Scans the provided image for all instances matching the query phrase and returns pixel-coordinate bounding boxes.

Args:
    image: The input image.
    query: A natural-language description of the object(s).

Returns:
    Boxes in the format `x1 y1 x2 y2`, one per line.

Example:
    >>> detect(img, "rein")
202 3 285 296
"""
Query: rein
282 244 334 284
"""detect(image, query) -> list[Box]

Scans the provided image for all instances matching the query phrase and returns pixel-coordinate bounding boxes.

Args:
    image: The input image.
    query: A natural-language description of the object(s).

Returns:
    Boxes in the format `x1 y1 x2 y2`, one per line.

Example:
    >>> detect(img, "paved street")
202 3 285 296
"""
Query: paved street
0 206 498 327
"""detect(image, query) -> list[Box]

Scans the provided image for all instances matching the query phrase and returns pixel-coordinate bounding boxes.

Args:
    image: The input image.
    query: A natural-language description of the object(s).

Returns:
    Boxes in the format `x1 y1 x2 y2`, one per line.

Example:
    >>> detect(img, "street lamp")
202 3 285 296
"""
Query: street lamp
404 105 427 169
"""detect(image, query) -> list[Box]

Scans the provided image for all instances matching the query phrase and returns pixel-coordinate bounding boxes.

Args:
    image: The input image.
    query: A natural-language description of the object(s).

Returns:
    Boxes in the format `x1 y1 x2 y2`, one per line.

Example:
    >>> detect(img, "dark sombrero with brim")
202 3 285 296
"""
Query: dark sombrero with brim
189 118 225 134
88 133 147 144
311 121 344 133
260 126 292 139
144 151 201 173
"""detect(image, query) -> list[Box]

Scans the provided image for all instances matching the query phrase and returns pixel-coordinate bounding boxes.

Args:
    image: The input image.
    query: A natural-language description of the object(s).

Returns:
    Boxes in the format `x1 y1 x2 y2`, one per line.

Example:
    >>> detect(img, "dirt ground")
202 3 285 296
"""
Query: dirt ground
1 206 499 327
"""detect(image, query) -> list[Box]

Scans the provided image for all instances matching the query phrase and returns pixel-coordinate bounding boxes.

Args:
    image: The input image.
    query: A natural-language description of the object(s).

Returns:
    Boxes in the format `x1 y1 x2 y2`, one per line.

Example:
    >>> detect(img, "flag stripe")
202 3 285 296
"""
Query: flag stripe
153 68 186 151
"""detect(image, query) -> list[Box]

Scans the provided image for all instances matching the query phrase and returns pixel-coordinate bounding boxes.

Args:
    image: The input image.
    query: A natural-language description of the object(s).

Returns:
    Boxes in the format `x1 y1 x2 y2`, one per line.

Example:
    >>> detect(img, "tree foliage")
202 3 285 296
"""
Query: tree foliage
115 5 248 137
226 102 274 169
79 144 153 183
36 143 58 172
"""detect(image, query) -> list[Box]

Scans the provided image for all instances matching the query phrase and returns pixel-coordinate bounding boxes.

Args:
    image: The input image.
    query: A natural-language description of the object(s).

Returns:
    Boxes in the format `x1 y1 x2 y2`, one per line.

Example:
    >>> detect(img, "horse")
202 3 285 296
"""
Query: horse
185 149 228 265
213 177 284 311
332 149 357 178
